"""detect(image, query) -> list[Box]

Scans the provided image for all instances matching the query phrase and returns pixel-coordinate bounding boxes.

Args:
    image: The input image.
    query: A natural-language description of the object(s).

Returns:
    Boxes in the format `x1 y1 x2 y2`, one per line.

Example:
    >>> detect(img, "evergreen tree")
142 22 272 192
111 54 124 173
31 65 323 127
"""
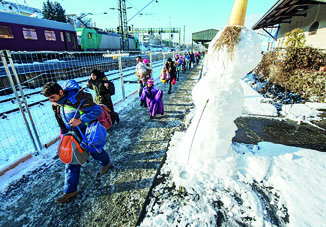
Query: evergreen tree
42 0 67 23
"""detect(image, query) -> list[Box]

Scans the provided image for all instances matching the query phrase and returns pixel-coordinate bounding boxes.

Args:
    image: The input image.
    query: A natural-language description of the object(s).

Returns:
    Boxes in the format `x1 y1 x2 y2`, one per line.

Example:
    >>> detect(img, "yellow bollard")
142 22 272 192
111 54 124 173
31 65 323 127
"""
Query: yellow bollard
228 0 248 26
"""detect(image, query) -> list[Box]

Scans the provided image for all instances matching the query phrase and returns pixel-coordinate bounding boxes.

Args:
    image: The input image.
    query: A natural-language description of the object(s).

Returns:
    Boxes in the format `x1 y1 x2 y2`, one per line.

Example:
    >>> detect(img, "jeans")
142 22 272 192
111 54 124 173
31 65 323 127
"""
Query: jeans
64 149 110 193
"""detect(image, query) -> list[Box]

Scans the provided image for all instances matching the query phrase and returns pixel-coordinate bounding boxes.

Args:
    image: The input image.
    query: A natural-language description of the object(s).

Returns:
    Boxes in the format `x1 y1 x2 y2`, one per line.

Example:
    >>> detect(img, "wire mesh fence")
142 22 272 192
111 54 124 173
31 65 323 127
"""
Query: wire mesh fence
0 50 175 171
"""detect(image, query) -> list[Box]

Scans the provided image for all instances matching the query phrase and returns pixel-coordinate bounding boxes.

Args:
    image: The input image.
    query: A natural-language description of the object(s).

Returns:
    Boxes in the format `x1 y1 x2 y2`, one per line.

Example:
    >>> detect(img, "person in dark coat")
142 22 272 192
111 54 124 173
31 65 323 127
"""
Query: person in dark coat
165 58 177 94
140 78 164 119
86 69 119 124
190 52 195 68
42 80 111 203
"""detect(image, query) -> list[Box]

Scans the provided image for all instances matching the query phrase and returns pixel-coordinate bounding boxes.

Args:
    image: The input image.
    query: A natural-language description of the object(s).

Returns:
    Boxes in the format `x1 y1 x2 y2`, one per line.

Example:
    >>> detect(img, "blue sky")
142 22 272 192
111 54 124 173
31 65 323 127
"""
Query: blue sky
19 0 278 43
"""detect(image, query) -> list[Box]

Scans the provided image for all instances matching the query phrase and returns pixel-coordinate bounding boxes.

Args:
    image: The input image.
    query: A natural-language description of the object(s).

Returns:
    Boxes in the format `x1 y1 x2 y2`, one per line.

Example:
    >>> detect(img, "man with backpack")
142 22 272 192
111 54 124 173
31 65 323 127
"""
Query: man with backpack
42 80 111 204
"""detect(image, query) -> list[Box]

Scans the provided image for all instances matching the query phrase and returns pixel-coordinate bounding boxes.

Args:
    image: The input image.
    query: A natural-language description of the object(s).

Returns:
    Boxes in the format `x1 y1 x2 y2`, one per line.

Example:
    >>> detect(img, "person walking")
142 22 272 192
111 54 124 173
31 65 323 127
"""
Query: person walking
165 58 177 94
42 80 111 203
190 51 195 68
135 56 152 106
86 69 119 124
140 78 164 119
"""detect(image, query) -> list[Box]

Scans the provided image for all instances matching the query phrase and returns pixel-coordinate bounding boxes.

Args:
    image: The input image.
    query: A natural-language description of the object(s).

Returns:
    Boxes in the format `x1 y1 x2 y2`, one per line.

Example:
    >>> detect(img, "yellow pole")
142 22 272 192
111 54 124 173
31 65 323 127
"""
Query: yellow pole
228 0 248 26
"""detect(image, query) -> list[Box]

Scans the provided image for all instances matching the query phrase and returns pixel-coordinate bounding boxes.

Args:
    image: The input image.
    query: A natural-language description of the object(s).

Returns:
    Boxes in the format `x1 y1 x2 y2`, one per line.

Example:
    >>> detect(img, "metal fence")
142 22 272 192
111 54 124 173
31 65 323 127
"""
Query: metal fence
0 50 175 172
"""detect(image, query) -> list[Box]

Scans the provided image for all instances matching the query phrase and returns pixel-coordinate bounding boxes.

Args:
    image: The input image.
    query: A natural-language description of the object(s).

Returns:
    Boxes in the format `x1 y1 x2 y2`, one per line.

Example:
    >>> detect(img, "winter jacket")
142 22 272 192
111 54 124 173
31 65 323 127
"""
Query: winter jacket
165 62 177 79
140 86 164 117
88 75 114 111
136 62 152 80
54 80 102 134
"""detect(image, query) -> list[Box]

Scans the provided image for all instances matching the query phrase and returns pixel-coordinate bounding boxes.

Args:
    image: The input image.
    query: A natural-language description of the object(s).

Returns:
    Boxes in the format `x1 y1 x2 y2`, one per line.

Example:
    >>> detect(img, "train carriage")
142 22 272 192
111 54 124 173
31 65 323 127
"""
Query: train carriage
76 27 140 51
0 11 78 51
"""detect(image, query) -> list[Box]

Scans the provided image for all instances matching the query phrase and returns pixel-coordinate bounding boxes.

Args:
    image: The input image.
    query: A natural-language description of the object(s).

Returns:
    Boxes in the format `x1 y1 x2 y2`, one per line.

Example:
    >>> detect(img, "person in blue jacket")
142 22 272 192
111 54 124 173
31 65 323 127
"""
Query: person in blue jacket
42 80 111 204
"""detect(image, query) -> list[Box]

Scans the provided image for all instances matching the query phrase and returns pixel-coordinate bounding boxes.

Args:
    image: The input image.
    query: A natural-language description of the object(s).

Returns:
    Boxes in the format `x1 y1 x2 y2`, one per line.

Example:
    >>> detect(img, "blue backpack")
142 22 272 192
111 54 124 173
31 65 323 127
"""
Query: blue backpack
63 100 107 154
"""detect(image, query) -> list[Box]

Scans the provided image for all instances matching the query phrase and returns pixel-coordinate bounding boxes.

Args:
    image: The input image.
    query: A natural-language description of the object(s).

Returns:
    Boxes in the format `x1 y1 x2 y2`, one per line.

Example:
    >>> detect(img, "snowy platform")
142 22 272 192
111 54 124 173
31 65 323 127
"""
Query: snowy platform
0 65 201 226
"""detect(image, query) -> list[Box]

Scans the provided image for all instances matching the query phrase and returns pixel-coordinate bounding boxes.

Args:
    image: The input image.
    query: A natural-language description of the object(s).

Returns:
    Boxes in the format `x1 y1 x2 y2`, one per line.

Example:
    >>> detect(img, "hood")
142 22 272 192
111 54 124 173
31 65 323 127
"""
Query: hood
61 80 80 105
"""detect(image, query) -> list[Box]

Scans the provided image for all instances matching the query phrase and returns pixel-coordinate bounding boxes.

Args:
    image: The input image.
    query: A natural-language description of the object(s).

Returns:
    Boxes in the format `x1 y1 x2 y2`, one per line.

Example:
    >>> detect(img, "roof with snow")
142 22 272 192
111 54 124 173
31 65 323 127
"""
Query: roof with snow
252 0 326 30
0 11 75 31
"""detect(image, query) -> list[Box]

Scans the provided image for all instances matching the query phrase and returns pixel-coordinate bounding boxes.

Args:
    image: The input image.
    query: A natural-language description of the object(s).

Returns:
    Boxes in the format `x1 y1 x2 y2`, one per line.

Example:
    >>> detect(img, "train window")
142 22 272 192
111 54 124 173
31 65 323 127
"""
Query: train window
0 25 14 39
60 32 64 41
44 30 56 41
22 28 38 40
88 33 92 39
66 32 71 42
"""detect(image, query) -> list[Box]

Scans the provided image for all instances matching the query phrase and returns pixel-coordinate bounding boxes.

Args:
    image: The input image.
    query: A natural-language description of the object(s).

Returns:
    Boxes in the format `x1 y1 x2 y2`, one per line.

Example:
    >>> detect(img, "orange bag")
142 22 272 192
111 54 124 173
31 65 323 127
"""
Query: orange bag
58 131 89 165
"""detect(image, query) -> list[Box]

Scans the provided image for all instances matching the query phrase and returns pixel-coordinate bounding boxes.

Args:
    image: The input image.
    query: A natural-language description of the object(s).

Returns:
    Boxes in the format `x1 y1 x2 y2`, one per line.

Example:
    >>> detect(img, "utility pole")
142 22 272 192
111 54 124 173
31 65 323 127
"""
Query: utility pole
183 25 186 49
118 0 129 50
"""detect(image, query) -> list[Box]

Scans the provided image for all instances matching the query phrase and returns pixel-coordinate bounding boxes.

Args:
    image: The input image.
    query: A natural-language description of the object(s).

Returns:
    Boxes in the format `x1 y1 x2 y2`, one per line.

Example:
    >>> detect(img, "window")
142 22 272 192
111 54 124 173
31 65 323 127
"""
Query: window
60 32 64 41
0 25 14 39
309 21 319 36
66 32 71 42
44 30 56 41
22 28 37 40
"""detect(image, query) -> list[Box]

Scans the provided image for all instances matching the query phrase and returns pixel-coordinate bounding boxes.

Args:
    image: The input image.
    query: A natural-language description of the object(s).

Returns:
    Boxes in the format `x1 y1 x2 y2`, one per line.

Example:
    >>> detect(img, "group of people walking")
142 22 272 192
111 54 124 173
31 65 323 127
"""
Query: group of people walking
41 51 202 204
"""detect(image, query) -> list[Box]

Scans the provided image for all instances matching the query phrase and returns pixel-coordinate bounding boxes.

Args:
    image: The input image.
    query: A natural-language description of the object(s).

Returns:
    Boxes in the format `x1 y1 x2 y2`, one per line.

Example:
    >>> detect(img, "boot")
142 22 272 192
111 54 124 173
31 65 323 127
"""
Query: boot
100 161 111 175
55 191 77 204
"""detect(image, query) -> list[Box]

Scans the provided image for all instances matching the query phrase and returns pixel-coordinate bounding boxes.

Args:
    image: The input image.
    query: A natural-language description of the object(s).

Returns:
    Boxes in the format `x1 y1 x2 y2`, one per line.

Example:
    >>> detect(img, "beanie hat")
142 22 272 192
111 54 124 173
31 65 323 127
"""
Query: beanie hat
91 69 102 77
167 57 172 62
143 58 149 64
147 78 154 84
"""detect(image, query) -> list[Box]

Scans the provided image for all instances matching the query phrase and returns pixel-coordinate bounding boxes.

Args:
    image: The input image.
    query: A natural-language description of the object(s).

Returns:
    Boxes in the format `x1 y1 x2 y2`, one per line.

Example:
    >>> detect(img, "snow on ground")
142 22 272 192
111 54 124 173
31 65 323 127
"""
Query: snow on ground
0 62 163 171
1 47 326 226
140 75 326 226
140 27 326 226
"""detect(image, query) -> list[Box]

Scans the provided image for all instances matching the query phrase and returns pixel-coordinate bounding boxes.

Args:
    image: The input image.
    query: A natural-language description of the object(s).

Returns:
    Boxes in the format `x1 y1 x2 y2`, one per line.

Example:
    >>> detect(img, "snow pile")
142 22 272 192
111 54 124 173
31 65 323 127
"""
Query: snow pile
281 103 326 124
141 141 326 226
140 27 326 226
166 27 262 188
241 79 278 116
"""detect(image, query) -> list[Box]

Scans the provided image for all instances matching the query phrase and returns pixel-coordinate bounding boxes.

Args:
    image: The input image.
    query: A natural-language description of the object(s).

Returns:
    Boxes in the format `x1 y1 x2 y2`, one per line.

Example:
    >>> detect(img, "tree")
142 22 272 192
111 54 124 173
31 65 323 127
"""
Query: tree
42 0 67 23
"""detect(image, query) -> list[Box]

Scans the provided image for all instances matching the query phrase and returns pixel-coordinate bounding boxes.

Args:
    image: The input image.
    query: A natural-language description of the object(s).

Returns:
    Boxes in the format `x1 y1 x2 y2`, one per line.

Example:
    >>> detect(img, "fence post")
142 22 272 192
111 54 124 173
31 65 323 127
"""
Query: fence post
163 52 165 65
118 51 126 100
149 52 153 68
0 51 40 153
6 50 42 151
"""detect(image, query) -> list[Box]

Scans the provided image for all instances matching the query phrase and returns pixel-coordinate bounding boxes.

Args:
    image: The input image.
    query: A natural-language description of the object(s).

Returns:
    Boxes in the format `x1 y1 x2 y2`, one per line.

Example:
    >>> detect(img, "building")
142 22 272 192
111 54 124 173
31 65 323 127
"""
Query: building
253 0 326 50
0 0 42 17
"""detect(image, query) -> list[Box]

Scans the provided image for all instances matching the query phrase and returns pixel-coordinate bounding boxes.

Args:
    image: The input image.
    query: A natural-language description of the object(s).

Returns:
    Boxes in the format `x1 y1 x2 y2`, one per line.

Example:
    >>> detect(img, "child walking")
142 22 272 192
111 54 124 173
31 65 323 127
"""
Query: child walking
140 78 164 119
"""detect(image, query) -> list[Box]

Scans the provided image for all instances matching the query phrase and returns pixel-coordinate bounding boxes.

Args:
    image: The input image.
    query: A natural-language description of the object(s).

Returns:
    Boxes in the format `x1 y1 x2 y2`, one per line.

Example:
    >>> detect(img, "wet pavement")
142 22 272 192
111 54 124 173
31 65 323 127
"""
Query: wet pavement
0 65 200 227
1 63 326 227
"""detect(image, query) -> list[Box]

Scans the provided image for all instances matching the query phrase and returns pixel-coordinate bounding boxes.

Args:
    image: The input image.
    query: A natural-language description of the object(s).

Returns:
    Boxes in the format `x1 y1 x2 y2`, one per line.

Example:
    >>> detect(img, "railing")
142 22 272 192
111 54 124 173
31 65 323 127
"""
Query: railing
0 50 178 174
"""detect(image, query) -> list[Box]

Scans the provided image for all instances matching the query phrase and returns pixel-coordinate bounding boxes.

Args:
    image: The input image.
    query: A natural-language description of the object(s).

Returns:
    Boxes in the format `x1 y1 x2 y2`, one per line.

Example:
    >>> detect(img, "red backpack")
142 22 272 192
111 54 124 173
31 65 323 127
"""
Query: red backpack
98 104 113 130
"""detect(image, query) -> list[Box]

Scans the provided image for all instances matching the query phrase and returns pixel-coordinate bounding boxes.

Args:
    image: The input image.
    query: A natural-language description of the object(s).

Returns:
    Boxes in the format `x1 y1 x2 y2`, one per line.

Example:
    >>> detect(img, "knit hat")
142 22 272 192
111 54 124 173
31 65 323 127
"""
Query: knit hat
143 58 149 64
167 57 172 62
91 69 101 77
147 78 154 84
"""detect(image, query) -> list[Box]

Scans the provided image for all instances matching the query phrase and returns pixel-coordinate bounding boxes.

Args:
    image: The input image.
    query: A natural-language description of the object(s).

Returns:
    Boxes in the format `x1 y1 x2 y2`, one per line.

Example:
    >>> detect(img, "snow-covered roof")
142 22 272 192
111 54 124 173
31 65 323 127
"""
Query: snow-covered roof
0 11 75 31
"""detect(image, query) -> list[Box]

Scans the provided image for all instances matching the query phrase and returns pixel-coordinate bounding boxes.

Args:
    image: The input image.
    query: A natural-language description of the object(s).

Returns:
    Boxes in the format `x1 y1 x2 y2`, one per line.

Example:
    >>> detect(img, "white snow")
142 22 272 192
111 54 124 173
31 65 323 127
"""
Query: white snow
0 35 326 226
140 27 326 226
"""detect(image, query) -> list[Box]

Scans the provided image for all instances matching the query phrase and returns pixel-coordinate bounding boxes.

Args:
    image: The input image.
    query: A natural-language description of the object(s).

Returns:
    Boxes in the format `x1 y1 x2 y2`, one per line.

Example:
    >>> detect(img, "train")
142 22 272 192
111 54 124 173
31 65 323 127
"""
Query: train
76 28 140 51
0 11 78 51
0 11 140 52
